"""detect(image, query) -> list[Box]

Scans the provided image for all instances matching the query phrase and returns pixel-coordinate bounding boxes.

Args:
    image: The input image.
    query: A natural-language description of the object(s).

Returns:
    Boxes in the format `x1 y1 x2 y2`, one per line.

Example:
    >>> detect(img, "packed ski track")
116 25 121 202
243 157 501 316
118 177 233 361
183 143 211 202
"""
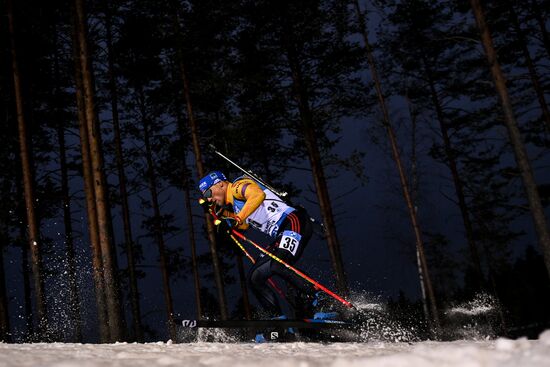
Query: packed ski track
2 294 549 366
1 332 550 367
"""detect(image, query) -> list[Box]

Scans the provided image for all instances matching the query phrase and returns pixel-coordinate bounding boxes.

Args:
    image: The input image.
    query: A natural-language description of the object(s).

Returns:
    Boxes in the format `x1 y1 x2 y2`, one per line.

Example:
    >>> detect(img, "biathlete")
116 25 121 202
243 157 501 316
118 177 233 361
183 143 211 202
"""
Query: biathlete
198 170 328 320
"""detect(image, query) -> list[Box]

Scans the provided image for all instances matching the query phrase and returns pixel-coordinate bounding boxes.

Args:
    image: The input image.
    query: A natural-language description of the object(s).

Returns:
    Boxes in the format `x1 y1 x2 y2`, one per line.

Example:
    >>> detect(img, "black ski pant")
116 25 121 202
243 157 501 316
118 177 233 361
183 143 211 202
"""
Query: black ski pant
248 207 313 317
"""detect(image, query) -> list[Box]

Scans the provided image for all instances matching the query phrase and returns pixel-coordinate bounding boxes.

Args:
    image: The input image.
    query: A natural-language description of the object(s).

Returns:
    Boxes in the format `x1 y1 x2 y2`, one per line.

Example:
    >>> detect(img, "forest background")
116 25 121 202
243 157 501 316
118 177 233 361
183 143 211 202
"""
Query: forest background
1 0 549 343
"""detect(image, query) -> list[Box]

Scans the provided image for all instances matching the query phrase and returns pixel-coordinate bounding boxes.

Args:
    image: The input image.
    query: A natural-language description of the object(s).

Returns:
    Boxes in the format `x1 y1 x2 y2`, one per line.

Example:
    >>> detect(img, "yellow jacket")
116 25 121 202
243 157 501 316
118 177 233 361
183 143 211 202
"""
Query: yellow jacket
222 178 266 230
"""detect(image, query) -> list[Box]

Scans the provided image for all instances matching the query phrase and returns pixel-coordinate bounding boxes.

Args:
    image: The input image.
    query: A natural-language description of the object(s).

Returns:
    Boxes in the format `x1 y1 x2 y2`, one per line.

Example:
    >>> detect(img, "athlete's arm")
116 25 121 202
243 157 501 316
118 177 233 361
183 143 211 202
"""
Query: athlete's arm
219 208 250 231
231 179 265 223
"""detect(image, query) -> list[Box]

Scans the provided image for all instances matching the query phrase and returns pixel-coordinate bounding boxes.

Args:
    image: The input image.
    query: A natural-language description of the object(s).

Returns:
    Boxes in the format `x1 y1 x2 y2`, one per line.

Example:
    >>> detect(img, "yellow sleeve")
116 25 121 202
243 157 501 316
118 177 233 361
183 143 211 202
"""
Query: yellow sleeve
231 179 266 223
220 208 250 231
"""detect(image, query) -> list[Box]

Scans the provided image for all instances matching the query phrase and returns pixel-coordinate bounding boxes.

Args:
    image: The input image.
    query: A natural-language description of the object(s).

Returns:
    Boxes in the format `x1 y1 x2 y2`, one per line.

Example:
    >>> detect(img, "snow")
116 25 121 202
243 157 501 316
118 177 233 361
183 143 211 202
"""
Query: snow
446 294 500 317
1 331 550 367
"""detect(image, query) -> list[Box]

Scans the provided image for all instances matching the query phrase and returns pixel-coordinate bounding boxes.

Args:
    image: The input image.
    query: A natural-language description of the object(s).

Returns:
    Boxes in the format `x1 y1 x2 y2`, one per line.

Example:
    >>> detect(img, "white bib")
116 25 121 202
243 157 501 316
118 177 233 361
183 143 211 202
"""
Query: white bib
278 230 302 256
232 182 294 237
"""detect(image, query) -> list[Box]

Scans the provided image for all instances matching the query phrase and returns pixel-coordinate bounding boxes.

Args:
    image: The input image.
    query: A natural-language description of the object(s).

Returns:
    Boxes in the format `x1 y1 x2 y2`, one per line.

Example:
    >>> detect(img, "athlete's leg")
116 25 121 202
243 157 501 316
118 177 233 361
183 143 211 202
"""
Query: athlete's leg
248 255 282 316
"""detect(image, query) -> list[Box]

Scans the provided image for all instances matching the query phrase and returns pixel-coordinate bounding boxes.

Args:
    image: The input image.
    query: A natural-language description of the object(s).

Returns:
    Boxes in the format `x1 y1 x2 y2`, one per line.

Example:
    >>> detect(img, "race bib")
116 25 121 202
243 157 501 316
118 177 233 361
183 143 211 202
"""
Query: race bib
278 230 301 256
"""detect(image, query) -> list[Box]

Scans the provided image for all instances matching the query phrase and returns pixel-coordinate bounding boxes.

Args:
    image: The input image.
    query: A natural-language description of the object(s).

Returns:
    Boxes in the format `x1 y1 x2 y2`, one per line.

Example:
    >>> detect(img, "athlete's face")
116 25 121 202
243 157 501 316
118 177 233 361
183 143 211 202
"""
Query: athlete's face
206 181 226 206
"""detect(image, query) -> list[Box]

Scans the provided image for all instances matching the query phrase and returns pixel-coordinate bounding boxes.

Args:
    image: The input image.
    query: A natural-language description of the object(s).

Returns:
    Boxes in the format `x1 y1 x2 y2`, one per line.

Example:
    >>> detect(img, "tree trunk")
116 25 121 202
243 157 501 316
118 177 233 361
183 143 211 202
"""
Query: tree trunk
73 0 124 342
17 203 35 336
236 253 252 320
7 0 48 337
103 0 143 342
283 36 348 295
21 229 33 338
422 60 485 290
471 0 550 283
172 8 228 320
174 113 203 319
183 174 203 319
406 92 431 324
52 25 82 342
485 254 508 334
71 0 110 343
508 5 550 130
15 180 33 338
139 93 176 340
71 21 110 342
354 0 440 330
56 96 83 343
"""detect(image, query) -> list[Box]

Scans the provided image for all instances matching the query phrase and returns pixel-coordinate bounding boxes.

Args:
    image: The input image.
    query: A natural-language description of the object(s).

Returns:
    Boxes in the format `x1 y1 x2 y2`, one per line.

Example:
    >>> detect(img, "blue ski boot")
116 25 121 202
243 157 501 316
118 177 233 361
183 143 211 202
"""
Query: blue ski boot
272 315 297 341
253 315 283 343
311 292 340 320
254 333 267 343
313 311 339 320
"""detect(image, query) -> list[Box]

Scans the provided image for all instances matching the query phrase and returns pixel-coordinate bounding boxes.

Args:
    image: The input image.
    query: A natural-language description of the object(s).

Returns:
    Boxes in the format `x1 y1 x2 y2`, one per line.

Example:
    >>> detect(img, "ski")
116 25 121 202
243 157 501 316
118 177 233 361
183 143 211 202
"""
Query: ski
176 318 354 330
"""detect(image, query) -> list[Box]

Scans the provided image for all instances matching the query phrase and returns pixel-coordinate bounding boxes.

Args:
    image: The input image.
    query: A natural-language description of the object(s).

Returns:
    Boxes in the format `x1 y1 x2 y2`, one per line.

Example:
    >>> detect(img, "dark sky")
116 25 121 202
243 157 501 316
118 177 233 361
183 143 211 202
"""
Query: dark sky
3 0 550 342
4 96 549 342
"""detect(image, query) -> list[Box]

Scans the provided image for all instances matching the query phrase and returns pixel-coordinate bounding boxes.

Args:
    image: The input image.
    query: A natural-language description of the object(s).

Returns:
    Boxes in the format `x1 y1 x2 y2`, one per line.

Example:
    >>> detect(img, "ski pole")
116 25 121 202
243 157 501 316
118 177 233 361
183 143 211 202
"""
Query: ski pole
200 199 354 309
208 145 328 235
231 230 355 309
200 199 286 299
228 232 255 264
208 144 288 197
207 145 337 246
227 233 287 299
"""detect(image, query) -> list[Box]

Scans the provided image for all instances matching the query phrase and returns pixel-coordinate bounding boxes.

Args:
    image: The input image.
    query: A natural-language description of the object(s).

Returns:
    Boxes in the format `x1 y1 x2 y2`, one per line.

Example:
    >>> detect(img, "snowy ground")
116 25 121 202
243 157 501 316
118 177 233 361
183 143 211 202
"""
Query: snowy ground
1 330 549 367
2 295 547 366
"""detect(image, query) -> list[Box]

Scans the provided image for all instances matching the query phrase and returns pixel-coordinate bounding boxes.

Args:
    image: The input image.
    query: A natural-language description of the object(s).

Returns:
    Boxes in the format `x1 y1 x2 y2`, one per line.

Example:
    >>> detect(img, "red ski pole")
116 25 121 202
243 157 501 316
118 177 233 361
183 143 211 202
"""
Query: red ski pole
231 230 355 309
201 199 286 299
201 199 354 309
227 233 286 299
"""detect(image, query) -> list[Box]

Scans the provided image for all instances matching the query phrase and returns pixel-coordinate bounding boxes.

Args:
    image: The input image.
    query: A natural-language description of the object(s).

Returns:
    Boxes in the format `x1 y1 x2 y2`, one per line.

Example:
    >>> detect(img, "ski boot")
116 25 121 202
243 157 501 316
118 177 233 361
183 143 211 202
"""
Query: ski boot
311 292 340 320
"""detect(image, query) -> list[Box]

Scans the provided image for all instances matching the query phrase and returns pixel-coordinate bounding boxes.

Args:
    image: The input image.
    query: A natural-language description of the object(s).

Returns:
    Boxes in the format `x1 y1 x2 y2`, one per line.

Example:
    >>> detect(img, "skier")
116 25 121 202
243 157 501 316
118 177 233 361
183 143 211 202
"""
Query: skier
198 171 333 330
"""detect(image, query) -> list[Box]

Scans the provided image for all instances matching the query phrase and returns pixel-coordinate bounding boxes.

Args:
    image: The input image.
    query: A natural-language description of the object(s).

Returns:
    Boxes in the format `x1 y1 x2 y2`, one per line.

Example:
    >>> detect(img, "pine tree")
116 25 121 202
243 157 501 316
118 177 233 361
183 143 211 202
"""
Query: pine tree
470 0 550 284
230 0 367 295
7 0 48 338
71 15 110 341
101 0 143 342
354 0 440 329
73 0 125 342
0 1 17 342
169 0 240 320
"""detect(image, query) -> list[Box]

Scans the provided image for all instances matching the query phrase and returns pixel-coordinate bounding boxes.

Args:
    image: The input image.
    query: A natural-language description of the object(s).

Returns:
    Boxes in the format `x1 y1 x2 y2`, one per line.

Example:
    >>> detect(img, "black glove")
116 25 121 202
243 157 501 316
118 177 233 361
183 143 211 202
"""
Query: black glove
216 218 231 235
216 216 240 235
199 198 214 213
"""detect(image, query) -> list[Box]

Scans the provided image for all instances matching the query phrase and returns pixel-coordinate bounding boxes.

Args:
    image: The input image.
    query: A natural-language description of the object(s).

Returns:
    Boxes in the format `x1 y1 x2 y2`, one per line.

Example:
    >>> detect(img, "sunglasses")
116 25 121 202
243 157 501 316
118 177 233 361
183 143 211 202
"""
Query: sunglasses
203 188 213 199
